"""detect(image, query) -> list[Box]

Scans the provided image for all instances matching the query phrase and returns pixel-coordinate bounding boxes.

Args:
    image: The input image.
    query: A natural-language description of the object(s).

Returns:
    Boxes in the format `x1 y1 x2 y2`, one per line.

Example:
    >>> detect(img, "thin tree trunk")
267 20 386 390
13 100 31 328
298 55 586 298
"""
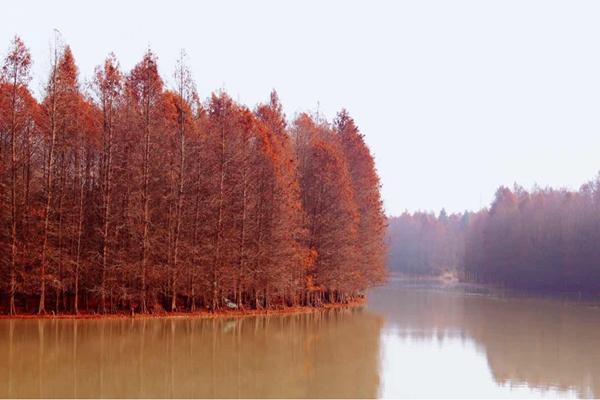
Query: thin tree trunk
171 100 185 312
9 72 18 315
213 121 226 311
100 97 113 314
238 145 248 308
39 57 59 314
190 166 202 312
74 138 85 314
140 96 150 313
56 157 66 313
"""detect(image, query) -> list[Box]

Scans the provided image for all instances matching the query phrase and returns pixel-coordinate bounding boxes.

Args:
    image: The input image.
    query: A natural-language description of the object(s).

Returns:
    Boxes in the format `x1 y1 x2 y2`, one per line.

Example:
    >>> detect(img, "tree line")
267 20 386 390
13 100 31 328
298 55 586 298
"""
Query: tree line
464 180 600 292
387 210 468 276
0 36 386 315
388 178 600 293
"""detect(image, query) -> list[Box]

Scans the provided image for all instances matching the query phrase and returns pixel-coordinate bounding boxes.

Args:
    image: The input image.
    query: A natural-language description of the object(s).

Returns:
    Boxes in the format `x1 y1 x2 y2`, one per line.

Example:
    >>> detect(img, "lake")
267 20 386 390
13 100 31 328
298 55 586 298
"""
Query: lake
1 278 599 398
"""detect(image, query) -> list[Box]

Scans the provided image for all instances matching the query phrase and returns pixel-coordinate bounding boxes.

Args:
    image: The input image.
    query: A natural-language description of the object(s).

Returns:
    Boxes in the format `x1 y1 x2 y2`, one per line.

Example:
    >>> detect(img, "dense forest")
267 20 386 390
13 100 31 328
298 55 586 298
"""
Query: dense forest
464 182 600 292
0 36 386 315
388 179 600 293
387 210 468 276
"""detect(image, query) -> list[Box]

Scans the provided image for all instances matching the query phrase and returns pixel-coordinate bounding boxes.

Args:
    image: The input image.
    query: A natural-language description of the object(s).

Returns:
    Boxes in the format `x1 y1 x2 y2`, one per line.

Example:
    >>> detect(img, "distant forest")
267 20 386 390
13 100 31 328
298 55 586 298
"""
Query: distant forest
387 209 468 277
388 179 600 293
0 37 386 315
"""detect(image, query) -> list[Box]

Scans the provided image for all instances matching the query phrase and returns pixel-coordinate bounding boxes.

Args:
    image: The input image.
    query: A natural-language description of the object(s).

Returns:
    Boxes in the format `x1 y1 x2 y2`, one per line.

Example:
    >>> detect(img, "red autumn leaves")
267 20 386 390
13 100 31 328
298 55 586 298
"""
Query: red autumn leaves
0 37 386 315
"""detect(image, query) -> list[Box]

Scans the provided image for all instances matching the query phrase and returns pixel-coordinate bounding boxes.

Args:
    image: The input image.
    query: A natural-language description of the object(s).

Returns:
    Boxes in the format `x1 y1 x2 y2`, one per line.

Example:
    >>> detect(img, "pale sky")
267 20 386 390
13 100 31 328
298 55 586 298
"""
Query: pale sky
3 0 600 215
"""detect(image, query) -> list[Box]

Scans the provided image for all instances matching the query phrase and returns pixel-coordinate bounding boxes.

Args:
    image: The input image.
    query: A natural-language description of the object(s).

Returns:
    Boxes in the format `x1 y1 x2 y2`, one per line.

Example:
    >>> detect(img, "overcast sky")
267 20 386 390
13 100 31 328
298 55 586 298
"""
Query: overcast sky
3 0 600 215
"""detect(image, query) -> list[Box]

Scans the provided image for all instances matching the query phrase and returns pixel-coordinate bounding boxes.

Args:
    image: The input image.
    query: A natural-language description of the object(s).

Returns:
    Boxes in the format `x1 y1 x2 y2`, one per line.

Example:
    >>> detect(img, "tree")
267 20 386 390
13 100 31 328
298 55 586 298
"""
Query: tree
334 109 387 288
38 41 82 314
255 91 306 306
0 36 32 314
125 50 164 313
293 113 359 303
167 51 198 311
93 53 122 313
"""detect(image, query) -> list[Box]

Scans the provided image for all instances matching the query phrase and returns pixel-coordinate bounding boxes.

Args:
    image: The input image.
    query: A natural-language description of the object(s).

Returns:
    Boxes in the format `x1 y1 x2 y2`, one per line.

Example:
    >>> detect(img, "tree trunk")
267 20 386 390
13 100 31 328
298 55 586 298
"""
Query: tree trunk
74 138 85 314
213 122 226 311
171 108 185 312
100 97 114 314
39 60 59 315
9 73 18 315
140 99 150 313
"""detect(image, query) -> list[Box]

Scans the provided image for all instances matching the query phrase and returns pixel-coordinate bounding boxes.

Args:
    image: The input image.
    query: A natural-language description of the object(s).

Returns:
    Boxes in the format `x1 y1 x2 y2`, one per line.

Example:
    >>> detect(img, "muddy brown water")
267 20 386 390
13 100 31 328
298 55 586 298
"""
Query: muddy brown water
1 278 599 398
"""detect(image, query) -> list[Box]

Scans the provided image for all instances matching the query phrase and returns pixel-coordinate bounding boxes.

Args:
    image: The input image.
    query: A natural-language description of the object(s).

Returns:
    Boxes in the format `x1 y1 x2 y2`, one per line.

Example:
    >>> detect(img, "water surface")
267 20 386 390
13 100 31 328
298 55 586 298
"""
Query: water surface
1 279 599 398
370 279 600 398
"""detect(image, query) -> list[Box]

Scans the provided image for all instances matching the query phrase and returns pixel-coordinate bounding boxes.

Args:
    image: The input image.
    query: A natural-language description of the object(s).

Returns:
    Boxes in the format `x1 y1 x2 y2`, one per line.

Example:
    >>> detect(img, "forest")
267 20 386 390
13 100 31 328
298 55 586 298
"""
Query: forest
387 210 468 276
388 179 600 293
0 36 386 315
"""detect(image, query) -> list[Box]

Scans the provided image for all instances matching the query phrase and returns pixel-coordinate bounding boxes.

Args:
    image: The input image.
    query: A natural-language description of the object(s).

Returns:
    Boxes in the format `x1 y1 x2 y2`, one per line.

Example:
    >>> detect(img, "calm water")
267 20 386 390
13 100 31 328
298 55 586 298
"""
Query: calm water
1 279 599 398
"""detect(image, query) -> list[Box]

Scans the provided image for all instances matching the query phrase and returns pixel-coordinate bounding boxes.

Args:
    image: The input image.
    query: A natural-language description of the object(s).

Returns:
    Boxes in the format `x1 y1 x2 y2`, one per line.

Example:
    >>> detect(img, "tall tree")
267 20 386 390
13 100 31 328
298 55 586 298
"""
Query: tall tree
255 91 306 306
93 53 122 313
38 41 82 314
168 51 197 311
335 109 387 288
0 36 32 314
125 50 164 313
203 92 242 310
293 113 359 303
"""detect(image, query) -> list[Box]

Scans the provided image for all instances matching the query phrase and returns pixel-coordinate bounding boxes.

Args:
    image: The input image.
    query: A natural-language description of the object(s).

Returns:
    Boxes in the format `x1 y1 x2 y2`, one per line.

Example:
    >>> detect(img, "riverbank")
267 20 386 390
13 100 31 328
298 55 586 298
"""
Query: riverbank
386 273 600 305
387 271 459 284
0 298 366 320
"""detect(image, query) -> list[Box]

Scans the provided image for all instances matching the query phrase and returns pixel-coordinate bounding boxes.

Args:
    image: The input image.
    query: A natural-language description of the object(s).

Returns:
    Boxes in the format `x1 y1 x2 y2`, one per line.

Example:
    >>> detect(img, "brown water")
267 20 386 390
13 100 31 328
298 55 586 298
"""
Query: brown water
1 279 599 398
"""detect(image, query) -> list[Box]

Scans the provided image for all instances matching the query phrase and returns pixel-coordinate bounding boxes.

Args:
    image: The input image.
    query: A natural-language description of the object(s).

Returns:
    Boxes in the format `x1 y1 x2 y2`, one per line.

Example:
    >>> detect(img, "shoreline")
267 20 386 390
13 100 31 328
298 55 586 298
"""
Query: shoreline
0 298 366 321
388 274 600 301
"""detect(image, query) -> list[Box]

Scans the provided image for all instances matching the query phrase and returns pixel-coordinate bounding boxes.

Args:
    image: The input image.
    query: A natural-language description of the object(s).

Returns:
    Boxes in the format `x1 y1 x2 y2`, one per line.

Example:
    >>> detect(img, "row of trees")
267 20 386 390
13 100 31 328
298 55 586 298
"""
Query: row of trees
464 180 600 292
387 210 468 276
388 178 600 293
0 36 386 315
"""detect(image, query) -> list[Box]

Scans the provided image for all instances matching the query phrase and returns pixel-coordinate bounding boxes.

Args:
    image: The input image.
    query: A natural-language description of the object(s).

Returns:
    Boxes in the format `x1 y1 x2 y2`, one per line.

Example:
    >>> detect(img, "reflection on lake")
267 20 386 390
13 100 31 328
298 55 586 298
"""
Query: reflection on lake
1 279 599 398
0 310 381 398
369 279 600 398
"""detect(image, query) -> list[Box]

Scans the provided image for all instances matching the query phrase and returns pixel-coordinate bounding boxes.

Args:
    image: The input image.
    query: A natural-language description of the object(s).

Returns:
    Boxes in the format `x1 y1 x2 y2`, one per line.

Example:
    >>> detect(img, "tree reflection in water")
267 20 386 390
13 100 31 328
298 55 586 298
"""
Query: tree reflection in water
369 280 600 398
1 282 598 399
0 309 382 398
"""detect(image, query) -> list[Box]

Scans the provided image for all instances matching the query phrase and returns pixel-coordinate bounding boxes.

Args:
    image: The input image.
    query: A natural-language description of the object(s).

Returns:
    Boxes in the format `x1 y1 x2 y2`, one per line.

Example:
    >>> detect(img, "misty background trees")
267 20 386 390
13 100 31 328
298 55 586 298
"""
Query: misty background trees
387 210 468 276
0 36 386 315
463 181 600 291
388 179 600 293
